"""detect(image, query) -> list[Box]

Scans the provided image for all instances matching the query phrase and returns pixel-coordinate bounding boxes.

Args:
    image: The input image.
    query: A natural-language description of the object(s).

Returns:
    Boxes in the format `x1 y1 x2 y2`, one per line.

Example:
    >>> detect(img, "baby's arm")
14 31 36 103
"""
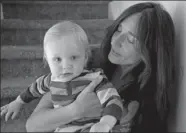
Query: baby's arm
90 71 125 132
20 74 51 103
90 90 124 132
90 115 117 132
0 74 51 121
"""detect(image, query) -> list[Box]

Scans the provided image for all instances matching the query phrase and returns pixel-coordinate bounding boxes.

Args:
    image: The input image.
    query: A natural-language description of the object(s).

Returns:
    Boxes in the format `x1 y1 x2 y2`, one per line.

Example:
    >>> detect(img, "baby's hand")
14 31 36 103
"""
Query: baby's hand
90 122 111 132
1 97 25 121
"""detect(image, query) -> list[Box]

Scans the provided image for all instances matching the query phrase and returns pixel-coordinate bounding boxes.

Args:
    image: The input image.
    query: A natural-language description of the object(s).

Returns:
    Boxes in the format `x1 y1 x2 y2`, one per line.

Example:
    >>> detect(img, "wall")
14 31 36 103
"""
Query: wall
108 1 178 20
108 1 186 132
169 2 186 132
1 3 3 19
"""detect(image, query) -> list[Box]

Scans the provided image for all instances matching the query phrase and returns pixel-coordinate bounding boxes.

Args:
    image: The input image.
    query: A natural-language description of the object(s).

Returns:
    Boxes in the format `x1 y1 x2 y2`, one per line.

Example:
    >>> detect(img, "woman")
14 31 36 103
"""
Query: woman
100 2 175 132
26 2 175 132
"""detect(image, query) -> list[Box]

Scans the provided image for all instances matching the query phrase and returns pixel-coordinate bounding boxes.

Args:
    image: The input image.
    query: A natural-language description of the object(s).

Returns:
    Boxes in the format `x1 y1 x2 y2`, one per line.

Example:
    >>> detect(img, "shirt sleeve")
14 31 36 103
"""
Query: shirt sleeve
19 74 51 103
95 70 124 121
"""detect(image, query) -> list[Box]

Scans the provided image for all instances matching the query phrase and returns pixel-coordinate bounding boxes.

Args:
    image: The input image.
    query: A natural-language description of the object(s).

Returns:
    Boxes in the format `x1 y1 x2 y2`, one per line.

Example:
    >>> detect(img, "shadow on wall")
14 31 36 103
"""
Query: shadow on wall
168 2 186 132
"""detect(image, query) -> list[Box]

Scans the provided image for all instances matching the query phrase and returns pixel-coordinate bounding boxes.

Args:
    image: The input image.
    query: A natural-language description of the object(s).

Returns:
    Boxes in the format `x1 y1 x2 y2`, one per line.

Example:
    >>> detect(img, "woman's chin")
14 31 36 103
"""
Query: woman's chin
108 53 120 65
108 53 133 65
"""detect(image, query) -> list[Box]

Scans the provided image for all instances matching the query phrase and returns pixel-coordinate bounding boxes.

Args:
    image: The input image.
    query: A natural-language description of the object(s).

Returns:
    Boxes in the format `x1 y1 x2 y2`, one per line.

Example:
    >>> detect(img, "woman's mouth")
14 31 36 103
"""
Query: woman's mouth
111 49 120 57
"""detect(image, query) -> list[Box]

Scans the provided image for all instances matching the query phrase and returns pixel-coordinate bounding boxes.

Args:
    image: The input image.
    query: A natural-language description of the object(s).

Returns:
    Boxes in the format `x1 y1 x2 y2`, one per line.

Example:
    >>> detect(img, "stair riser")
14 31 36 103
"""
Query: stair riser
1 47 101 78
3 3 108 20
2 29 105 46
1 59 49 78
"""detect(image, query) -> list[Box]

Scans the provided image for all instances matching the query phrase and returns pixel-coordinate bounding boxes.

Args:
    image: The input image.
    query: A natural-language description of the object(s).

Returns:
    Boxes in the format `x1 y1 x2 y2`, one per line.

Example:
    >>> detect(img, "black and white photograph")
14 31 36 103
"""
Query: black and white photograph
0 1 186 132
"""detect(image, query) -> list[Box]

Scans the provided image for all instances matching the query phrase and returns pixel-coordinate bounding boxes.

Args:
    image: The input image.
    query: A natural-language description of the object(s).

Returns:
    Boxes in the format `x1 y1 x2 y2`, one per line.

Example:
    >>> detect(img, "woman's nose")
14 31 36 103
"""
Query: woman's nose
112 32 122 48
112 32 127 48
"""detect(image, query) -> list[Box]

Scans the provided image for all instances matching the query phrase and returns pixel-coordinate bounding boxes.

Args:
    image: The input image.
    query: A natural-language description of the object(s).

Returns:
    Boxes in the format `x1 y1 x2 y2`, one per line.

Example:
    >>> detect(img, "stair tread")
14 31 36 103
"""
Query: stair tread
1 44 100 60
1 77 37 89
2 1 110 5
2 2 109 20
2 19 113 29
1 77 37 99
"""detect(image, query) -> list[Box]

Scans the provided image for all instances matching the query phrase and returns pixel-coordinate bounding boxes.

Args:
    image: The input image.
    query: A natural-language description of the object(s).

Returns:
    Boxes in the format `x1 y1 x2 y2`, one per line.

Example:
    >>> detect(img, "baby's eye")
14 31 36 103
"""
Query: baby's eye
53 57 62 62
71 56 78 60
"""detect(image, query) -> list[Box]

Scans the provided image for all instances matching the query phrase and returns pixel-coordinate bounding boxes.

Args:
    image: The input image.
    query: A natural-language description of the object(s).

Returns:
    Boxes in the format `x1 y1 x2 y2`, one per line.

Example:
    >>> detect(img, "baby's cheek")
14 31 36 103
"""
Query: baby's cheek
51 66 61 75
75 63 84 72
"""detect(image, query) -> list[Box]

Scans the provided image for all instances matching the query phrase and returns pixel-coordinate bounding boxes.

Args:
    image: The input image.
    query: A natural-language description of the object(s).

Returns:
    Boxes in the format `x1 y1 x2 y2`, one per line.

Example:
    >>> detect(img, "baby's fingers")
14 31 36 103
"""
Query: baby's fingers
11 111 19 120
1 105 7 111
5 111 13 121
121 101 139 124
1 108 8 117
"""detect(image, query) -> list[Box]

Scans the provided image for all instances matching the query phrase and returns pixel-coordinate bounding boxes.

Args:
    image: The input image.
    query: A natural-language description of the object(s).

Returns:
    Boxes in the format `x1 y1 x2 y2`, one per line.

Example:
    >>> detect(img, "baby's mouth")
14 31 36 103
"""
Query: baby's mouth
60 73 73 77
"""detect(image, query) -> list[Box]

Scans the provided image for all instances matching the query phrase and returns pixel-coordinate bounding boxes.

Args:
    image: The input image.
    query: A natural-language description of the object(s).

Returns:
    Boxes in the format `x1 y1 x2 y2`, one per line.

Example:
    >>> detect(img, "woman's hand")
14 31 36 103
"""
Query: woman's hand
73 76 103 119
112 101 140 132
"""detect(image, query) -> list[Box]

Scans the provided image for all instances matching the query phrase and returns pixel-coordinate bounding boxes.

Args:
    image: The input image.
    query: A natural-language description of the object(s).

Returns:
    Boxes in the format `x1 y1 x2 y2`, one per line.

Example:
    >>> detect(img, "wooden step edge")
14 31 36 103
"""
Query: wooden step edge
2 1 110 5
1 77 37 99
1 77 37 89
1 19 113 29
1 44 101 60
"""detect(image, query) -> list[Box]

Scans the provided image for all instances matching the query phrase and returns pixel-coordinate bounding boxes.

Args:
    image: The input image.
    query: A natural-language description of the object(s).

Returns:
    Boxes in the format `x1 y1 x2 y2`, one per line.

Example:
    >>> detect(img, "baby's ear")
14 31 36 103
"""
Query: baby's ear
84 49 91 68
84 54 89 66
43 53 48 67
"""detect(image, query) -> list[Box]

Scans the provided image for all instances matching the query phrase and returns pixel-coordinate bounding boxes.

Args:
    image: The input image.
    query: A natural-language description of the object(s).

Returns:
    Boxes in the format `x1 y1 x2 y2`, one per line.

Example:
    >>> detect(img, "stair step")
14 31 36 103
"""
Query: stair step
1 77 37 99
2 1 109 20
1 45 101 78
1 19 113 46
1 19 112 29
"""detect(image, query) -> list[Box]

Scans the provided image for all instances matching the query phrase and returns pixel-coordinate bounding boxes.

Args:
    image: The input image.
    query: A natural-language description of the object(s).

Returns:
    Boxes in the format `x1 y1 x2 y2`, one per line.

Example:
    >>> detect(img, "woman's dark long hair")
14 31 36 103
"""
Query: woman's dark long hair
100 2 175 120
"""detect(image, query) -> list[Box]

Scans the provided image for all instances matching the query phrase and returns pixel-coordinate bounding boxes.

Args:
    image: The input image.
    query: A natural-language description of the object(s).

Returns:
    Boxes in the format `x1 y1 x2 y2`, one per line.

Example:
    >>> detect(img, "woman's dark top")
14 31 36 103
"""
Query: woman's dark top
110 63 168 133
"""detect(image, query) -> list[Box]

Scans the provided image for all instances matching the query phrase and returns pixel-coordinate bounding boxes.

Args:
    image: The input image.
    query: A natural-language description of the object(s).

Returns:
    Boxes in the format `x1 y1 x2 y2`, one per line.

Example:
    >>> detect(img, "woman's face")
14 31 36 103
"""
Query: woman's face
108 13 141 65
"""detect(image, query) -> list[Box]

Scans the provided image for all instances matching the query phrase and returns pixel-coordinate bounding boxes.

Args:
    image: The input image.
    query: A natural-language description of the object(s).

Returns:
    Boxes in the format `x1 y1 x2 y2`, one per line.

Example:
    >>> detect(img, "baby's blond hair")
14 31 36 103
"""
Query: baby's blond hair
43 21 91 65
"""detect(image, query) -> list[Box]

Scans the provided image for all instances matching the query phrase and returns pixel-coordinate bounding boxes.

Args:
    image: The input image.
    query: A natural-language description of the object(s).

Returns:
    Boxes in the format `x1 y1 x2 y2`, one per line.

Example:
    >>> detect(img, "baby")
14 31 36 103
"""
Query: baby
1 21 127 132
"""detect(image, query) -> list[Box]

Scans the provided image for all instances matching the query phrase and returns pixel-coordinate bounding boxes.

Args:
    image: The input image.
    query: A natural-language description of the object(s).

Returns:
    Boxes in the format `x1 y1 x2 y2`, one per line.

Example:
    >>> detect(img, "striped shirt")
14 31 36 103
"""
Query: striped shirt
20 68 124 124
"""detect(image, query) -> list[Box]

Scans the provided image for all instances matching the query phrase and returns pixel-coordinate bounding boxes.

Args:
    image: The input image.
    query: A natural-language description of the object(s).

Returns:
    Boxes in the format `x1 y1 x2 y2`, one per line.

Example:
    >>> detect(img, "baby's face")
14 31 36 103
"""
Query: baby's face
45 36 87 82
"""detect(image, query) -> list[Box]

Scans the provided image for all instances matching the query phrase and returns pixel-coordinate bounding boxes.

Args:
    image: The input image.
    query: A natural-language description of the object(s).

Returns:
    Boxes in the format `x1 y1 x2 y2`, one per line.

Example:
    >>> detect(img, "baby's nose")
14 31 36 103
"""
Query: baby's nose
62 59 71 69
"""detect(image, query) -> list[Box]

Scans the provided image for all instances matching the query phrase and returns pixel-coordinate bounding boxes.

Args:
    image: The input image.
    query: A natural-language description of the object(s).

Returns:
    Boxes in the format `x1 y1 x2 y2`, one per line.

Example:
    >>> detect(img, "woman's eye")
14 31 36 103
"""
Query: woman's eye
127 34 135 44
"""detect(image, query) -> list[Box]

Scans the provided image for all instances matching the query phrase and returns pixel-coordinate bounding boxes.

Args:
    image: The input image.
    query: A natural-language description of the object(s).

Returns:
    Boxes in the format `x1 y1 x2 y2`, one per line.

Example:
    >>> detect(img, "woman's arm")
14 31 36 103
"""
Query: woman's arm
26 92 78 132
26 76 103 132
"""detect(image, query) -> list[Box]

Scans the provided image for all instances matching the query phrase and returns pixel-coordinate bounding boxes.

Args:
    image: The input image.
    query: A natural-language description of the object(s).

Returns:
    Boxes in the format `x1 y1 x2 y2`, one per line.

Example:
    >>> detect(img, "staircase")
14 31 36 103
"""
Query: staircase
1 1 113 132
